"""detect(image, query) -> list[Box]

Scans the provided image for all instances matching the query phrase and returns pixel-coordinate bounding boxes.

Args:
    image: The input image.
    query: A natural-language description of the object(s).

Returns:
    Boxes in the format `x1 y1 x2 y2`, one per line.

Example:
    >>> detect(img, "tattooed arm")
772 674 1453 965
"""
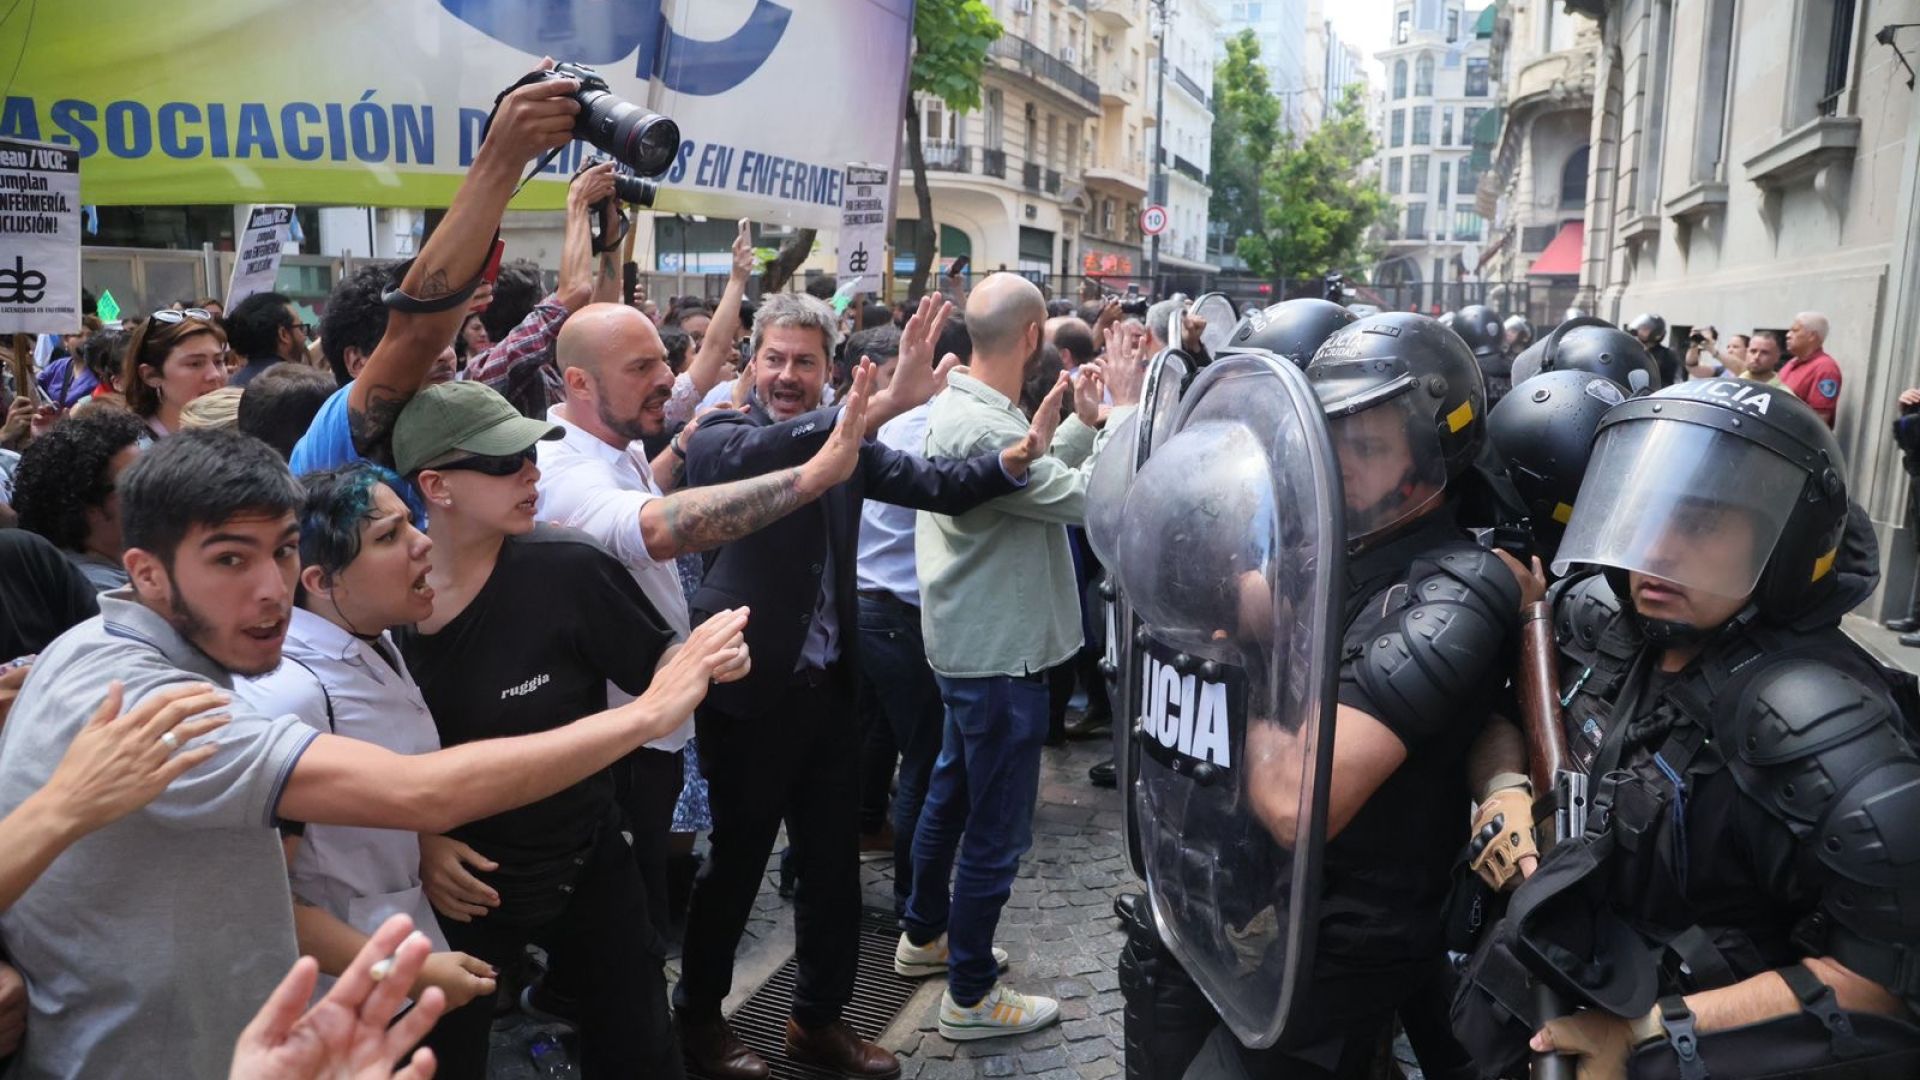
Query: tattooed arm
347 64 581 460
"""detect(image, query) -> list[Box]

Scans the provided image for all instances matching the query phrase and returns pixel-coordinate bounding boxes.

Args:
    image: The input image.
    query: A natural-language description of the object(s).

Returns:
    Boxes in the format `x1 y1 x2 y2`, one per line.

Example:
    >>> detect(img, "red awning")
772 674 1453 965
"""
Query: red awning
1529 221 1584 277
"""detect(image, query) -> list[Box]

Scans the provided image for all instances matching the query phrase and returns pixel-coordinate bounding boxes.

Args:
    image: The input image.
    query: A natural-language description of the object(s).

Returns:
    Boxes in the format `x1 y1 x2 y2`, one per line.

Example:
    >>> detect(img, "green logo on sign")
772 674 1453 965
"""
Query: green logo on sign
96 289 120 324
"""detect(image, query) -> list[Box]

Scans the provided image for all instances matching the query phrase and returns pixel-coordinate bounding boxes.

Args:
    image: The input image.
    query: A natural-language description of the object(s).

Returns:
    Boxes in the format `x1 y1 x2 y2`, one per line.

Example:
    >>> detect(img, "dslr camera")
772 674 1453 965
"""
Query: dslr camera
534 61 680 206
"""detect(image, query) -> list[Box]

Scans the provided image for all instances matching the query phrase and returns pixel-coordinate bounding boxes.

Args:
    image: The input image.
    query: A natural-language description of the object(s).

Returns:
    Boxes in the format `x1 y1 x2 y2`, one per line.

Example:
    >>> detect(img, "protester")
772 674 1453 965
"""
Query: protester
224 292 310 389
237 362 337 461
386 378 748 1078
11 408 149 591
1046 316 1097 371
456 312 490 363
1780 310 1842 426
67 329 129 417
673 292 1057 1080
898 274 1139 1041
122 309 230 438
665 221 756 427
0 528 98 662
1742 328 1788 387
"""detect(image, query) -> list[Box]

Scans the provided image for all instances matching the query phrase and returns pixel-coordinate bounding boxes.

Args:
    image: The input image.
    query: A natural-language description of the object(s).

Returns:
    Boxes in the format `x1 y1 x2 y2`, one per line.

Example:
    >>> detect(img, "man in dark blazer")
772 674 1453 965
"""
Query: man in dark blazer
674 292 1059 1080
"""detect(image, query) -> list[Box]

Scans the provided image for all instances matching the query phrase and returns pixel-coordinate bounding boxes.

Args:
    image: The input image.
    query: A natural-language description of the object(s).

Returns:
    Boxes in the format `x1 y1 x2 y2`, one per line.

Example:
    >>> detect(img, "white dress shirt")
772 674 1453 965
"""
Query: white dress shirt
535 405 695 750
237 608 449 996
855 403 931 606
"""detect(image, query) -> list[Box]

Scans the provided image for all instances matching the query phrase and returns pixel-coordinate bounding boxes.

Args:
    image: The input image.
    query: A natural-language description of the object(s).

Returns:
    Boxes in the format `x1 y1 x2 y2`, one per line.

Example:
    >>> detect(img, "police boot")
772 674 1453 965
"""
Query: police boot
1116 892 1218 1080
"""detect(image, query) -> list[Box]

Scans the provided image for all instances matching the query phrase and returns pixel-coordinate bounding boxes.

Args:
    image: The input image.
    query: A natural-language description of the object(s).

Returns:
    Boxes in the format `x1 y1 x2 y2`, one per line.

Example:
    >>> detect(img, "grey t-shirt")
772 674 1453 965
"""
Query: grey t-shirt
0 590 317 1079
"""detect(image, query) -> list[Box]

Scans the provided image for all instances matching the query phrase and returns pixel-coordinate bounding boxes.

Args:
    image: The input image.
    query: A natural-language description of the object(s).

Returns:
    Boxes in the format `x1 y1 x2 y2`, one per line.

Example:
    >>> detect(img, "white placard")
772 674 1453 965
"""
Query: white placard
0 137 81 335
838 163 890 294
226 205 295 307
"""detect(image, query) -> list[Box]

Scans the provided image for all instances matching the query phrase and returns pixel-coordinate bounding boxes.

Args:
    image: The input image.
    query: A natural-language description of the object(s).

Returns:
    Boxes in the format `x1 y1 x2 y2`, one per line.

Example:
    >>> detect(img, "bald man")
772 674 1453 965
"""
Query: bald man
899 273 1147 1041
528 303 866 979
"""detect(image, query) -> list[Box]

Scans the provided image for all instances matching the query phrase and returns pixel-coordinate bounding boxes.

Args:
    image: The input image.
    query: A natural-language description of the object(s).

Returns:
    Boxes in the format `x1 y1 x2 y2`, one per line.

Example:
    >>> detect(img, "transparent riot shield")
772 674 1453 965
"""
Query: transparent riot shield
1191 292 1238 355
1107 351 1344 1049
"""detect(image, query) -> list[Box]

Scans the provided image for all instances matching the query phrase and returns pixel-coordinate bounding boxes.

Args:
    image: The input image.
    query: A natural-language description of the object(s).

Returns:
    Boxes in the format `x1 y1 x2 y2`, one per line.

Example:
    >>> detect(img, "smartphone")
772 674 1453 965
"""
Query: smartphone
481 238 506 286
946 255 970 278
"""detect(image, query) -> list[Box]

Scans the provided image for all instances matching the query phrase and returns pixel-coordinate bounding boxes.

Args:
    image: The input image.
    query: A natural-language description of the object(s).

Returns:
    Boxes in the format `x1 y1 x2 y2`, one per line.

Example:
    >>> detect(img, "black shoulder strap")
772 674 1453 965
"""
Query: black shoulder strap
281 655 337 734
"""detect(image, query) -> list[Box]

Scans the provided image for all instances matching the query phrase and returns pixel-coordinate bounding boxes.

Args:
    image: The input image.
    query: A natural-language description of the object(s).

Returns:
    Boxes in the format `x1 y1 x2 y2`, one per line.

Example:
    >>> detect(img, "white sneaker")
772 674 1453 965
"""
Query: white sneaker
937 983 1061 1041
893 932 1009 978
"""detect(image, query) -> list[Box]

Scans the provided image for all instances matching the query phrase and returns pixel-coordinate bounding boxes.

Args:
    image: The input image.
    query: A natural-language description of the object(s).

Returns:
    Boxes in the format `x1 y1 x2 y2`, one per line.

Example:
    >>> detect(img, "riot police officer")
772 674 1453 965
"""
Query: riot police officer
1220 298 1358 367
1485 369 1626 565
1503 316 1535 357
1455 377 1920 1079
1510 318 1661 394
1451 303 1513 409
1626 312 1679 387
1155 312 1527 1079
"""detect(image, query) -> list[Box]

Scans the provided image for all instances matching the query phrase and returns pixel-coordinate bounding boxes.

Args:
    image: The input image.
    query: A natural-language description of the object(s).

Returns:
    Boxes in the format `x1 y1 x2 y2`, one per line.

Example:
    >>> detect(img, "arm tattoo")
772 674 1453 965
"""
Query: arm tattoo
349 387 410 459
660 466 808 554
416 268 452 299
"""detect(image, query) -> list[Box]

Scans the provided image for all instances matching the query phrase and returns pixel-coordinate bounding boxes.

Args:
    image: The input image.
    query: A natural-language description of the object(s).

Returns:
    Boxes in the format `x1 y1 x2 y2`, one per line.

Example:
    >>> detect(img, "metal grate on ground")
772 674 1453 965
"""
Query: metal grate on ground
689 907 920 1080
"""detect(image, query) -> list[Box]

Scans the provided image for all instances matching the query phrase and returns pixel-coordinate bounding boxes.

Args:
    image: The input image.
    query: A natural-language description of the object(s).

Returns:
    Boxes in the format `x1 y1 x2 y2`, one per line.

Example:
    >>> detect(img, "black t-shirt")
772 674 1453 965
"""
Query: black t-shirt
396 528 674 866
0 529 100 662
1318 516 1513 999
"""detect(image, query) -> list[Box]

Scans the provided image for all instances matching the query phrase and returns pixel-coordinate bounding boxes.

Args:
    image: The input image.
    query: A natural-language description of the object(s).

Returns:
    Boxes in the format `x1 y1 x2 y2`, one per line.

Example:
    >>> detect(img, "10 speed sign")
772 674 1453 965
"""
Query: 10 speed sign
1139 204 1169 236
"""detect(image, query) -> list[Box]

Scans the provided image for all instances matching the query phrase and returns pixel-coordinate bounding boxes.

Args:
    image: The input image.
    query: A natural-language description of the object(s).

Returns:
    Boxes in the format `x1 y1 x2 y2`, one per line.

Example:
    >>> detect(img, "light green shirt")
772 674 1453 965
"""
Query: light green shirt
915 370 1135 678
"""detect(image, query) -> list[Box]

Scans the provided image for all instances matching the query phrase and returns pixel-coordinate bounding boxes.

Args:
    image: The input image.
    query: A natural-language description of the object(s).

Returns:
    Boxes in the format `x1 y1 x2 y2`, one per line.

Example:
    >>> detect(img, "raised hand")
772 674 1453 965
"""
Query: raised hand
1002 373 1070 477
1072 365 1107 428
885 293 956 417
1101 326 1147 408
228 913 444 1080
481 59 580 165
731 218 755 279
800 360 875 496
637 608 752 734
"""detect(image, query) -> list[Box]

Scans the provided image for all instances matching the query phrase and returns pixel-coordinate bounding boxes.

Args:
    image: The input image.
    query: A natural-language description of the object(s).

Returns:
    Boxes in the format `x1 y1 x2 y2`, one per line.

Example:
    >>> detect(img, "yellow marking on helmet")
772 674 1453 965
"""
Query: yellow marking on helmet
1446 400 1475 432
1552 502 1574 524
1811 545 1837 582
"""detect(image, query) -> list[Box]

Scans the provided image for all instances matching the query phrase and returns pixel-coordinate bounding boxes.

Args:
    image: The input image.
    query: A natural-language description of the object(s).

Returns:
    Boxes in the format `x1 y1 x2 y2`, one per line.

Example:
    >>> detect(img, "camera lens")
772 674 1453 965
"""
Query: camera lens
576 89 681 177
612 173 658 208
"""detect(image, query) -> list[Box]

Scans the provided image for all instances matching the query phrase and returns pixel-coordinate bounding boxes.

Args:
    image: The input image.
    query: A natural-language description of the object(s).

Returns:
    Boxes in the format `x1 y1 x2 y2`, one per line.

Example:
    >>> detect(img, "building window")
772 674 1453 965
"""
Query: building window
1396 9 1410 44
1446 7 1460 42
1407 203 1427 237
1409 154 1430 196
1636 0 1673 215
1247 2 1263 18
1693 0 1736 181
1458 160 1479 196
1415 53 1434 96
1438 161 1451 204
1412 107 1432 145
1463 106 1485 140
1416 0 1440 31
1391 109 1406 147
1388 157 1404 194
1394 60 1408 99
1790 0 1858 121
1465 57 1490 96
1453 209 1484 241
1561 146 1590 207
1441 108 1454 146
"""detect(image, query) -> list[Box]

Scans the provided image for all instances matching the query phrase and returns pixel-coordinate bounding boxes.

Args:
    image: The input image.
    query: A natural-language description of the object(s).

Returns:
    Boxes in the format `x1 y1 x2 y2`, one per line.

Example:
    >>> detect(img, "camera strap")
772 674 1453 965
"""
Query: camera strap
485 70 572 198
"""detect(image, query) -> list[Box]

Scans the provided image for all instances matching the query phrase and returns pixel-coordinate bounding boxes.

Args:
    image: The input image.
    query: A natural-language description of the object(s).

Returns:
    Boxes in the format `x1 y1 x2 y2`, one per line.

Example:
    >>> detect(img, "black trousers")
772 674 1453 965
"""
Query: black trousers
432 821 683 1080
675 679 860 1028
614 745 687 939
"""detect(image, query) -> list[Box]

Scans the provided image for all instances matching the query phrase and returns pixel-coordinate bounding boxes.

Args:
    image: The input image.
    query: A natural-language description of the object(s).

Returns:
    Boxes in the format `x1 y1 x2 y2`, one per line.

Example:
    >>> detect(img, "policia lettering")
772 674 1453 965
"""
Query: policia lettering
1453 378 1920 1079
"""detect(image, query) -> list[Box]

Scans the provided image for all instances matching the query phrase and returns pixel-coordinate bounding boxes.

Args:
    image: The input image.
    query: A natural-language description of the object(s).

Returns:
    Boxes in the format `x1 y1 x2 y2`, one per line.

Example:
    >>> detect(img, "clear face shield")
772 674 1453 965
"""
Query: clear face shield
1552 420 1799 601
1322 383 1448 545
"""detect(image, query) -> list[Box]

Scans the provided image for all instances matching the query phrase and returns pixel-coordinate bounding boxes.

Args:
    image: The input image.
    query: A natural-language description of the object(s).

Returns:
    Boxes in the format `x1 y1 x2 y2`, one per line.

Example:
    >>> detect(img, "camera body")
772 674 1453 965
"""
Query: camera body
535 62 680 180
1121 296 1150 317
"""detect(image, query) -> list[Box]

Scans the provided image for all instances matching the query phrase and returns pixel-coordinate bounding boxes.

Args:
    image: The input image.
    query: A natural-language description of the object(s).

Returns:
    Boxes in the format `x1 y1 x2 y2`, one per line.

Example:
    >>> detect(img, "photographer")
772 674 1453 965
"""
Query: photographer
1685 325 1732 378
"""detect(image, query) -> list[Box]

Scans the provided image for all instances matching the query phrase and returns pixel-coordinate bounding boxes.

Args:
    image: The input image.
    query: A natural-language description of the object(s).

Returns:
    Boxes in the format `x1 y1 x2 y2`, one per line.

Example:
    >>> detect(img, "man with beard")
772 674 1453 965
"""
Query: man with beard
525 302 884 992
673 291 1062 1080
0 430 749 1078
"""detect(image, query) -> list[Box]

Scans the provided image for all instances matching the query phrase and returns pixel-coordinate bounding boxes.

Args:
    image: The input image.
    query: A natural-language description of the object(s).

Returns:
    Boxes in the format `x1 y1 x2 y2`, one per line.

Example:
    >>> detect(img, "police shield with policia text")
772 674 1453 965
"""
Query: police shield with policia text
1452 377 1920 1079
1101 310 1530 1079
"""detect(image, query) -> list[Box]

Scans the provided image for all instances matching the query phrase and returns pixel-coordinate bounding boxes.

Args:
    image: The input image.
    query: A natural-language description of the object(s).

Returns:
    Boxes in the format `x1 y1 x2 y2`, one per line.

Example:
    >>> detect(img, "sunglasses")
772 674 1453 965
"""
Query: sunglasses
149 308 214 325
431 446 537 477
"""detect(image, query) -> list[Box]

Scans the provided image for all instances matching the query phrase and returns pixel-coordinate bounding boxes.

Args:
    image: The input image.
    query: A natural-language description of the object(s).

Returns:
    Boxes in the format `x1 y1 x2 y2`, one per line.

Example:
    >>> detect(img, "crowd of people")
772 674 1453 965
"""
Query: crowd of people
0 58 1915 1080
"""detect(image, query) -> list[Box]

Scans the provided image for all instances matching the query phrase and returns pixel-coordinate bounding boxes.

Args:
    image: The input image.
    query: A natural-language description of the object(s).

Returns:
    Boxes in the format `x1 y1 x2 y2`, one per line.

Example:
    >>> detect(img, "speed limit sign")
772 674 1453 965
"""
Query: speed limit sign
1139 204 1169 236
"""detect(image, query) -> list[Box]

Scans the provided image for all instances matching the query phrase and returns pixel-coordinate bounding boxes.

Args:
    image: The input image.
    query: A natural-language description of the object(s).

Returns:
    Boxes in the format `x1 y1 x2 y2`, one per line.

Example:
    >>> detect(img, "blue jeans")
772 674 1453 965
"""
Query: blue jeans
854 592 947 915
904 672 1050 1005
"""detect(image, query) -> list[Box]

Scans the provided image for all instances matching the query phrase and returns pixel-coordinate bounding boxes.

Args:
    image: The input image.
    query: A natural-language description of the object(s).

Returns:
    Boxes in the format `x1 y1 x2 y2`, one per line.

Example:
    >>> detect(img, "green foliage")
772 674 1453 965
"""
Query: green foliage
1237 85 1391 281
912 0 1002 113
1208 30 1280 258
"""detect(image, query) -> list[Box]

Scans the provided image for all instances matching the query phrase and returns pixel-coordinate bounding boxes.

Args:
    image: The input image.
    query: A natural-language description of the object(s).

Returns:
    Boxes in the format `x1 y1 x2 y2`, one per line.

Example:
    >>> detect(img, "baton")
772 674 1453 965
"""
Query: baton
1516 600 1576 1080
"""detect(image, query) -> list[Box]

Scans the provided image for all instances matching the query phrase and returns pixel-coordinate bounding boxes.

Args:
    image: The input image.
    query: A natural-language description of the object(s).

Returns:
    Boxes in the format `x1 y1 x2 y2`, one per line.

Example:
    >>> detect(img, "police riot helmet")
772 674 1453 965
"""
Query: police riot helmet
1306 312 1486 546
1503 314 1534 349
1511 316 1660 394
1486 371 1625 552
1450 304 1505 360
1626 312 1667 344
1553 378 1850 627
1436 310 1459 334
1221 298 1359 366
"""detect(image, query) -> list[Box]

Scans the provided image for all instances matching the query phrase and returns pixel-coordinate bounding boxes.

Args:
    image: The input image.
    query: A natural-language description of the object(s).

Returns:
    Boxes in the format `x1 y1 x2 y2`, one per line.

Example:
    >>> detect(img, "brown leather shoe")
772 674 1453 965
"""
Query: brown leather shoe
678 1012 769 1080
785 1018 901 1078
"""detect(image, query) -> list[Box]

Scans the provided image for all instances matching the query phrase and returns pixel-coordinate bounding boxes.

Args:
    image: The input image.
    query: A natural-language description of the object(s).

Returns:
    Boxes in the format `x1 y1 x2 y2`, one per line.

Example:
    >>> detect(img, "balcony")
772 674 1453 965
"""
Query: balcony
1088 0 1140 29
989 33 1100 110
1023 162 1043 191
1170 64 1210 109
923 140 970 173
982 148 1007 179
1084 149 1148 196
1172 153 1207 185
1100 66 1140 106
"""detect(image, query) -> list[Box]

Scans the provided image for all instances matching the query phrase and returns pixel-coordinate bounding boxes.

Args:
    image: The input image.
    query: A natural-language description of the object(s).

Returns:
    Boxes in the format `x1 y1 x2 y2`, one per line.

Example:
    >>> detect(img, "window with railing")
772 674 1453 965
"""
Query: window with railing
983 148 1007 178
1453 208 1484 240
1815 0 1857 117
